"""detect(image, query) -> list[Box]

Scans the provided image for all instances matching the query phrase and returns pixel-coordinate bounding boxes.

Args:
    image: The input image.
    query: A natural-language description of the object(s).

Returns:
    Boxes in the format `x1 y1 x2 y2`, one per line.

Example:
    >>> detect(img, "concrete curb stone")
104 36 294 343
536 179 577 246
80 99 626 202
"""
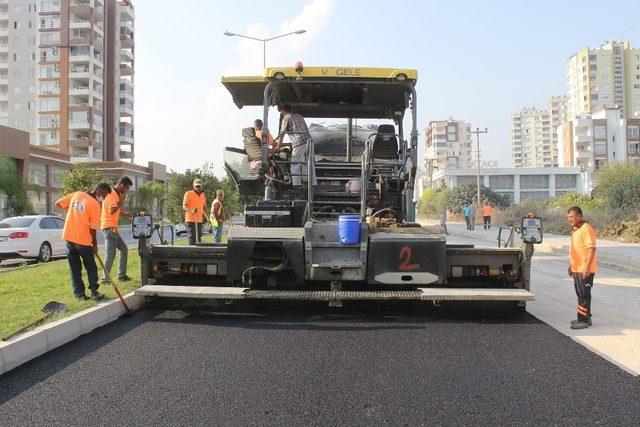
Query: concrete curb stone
0 292 143 376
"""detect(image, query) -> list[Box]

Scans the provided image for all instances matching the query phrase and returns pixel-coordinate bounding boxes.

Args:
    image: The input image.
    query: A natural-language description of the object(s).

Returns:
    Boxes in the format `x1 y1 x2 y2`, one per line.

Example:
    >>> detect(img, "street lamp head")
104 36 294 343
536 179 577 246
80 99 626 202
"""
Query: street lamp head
294 29 306 34
223 31 236 37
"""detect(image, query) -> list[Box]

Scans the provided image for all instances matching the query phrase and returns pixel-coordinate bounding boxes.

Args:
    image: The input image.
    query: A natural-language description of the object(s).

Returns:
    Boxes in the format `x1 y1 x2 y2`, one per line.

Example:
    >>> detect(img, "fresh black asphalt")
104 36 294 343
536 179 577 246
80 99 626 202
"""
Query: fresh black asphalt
1 304 639 426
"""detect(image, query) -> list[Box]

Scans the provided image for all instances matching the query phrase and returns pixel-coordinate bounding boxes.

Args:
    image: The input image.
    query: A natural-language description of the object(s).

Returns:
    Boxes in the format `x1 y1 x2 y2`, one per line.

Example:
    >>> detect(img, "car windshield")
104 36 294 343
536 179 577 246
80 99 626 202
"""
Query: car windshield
0 217 36 228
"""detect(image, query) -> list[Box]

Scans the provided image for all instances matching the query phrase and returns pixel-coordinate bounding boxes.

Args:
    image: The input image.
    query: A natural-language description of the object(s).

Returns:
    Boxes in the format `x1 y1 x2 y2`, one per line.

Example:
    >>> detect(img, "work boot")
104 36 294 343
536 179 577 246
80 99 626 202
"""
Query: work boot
570 321 590 330
118 275 132 282
90 290 105 300
571 318 592 326
76 295 90 301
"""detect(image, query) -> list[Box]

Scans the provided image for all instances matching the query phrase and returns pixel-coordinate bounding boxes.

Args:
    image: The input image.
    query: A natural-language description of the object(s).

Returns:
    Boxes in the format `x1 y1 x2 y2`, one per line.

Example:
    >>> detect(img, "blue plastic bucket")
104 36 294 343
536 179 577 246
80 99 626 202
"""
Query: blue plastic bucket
338 214 361 245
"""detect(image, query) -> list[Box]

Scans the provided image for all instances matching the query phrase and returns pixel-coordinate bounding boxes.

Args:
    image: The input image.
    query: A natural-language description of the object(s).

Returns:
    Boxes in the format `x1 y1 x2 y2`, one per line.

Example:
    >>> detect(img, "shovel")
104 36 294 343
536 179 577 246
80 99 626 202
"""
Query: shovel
2 301 67 341
95 253 131 314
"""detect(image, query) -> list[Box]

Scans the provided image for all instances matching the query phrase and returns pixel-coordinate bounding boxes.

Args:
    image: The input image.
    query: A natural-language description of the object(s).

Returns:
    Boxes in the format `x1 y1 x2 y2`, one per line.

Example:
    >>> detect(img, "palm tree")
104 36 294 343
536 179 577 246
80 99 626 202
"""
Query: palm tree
0 156 34 218
135 181 166 217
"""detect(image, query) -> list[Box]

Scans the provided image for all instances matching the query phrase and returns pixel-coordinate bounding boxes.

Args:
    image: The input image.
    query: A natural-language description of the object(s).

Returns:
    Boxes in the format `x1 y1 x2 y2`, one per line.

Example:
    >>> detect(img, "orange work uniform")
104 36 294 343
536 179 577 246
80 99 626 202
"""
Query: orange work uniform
101 187 122 230
570 222 597 275
255 129 275 147
57 191 101 246
482 205 492 216
183 190 207 223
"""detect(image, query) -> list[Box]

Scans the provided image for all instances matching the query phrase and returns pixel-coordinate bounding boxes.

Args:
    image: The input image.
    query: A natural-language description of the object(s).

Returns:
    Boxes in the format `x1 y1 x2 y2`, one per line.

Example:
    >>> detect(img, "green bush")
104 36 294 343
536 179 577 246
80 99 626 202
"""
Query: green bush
444 184 510 214
417 188 446 218
593 162 640 212
548 191 601 211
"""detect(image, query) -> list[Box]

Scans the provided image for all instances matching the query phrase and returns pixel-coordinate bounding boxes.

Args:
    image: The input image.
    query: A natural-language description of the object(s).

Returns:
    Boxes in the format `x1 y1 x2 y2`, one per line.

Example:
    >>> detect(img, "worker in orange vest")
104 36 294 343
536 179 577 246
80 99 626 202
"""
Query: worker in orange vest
482 202 493 230
182 179 209 245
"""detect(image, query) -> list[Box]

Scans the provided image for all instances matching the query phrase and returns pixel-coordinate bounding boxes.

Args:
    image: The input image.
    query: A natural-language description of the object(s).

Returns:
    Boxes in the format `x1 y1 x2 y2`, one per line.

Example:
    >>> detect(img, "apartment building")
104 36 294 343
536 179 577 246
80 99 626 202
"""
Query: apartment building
549 95 568 165
511 107 553 168
423 118 473 186
0 0 134 163
566 40 640 120
558 107 640 175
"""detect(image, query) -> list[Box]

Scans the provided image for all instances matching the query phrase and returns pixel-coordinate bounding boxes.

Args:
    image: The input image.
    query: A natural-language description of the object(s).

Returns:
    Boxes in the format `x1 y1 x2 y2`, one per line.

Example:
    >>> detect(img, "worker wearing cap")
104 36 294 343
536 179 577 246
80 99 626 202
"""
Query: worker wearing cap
567 206 597 330
56 182 112 300
210 189 225 244
183 179 208 245
101 176 133 284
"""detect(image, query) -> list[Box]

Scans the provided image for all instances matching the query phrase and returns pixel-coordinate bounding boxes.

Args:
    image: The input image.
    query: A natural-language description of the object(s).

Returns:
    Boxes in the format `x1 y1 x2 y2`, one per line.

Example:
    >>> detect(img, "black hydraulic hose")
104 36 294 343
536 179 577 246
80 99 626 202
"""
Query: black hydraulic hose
241 245 289 285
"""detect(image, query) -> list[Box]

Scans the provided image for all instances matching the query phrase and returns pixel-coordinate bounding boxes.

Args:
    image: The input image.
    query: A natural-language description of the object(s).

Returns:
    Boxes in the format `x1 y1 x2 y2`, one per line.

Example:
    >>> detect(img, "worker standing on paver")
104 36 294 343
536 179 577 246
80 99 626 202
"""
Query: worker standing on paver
210 189 226 244
55 183 112 300
183 179 208 245
463 204 471 230
482 202 493 230
100 176 133 284
567 206 597 330
468 203 476 231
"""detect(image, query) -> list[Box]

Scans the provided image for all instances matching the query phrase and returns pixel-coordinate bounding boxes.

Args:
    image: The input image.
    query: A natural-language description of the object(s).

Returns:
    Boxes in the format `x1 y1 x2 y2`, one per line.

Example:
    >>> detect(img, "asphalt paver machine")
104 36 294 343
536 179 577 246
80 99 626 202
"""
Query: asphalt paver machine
135 66 542 309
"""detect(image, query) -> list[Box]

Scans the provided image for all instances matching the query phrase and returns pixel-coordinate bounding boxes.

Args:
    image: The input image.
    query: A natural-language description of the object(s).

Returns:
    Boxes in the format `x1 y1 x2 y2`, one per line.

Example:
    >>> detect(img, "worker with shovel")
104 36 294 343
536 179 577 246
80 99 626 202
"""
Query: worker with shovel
56 182 112 300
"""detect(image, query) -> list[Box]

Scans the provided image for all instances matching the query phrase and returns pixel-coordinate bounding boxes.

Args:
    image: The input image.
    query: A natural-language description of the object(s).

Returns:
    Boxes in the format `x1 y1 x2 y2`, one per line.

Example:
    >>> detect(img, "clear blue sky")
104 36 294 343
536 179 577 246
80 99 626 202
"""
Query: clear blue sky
133 0 640 174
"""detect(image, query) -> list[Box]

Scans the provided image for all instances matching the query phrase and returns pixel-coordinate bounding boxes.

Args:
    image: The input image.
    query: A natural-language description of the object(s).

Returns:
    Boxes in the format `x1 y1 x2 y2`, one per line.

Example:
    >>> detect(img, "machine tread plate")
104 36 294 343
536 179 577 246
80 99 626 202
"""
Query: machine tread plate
136 286 533 302
419 288 534 301
228 226 304 240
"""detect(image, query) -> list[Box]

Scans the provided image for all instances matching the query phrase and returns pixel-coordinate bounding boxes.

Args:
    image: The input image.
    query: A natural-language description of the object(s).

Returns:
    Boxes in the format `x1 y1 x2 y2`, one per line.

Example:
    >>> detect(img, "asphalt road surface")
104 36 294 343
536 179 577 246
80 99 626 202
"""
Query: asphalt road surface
1 304 639 425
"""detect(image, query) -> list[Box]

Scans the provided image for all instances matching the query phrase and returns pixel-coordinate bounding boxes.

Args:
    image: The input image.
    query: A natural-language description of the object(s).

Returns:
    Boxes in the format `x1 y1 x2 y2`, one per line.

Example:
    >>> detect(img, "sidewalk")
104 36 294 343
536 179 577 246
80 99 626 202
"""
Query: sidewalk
423 218 640 376
428 219 640 273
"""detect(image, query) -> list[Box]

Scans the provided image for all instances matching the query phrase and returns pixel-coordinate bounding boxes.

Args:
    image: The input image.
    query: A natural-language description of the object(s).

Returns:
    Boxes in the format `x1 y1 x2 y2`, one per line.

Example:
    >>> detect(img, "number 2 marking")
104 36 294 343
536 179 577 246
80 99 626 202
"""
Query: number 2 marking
398 245 421 271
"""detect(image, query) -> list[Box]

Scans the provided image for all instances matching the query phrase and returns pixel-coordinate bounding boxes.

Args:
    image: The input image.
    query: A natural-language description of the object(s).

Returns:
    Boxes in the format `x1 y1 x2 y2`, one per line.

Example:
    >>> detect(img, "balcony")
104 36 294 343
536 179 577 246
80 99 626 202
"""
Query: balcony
120 48 133 62
70 20 92 30
0 26 7 36
70 85 90 96
0 91 6 101
120 2 135 20
120 63 134 76
119 150 133 159
70 47 91 63
69 66 91 79
0 44 7 53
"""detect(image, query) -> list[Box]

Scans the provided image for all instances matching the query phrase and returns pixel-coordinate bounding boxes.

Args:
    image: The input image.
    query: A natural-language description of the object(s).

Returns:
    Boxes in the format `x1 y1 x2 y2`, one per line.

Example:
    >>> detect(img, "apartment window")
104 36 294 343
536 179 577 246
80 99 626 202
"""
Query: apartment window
28 163 47 186
27 101 34 111
489 175 514 190
12 53 20 62
520 175 549 189
28 118 35 127
13 21 21 29
627 126 639 138
28 36 36 46
28 20 33 29
29 52 35 61
595 144 607 154
13 86 20 95
594 126 606 139
13 102 20 111
555 175 577 189
14 5 22 13
27 68 35 78
29 3 37 13
13 37 20 46
13 69 21 78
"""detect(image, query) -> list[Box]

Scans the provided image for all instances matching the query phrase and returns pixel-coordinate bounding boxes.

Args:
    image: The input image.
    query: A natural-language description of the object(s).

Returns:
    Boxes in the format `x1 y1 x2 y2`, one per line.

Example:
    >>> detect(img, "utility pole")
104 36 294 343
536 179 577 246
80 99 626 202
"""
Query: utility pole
470 127 488 208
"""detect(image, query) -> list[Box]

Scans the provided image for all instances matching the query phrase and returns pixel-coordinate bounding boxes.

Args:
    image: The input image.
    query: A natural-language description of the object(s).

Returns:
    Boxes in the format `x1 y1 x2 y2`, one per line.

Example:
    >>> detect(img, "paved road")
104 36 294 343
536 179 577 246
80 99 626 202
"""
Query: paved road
1 305 639 425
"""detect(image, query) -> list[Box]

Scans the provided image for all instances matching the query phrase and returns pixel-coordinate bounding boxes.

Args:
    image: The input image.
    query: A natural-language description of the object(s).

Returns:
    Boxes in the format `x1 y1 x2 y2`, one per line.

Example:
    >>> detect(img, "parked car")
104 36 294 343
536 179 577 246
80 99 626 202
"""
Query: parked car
174 222 212 237
0 215 67 262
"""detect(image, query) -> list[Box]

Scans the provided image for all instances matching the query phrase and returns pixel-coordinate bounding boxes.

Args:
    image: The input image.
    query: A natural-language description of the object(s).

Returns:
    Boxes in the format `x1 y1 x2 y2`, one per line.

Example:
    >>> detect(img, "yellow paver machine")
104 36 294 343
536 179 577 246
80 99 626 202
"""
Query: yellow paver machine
135 65 542 309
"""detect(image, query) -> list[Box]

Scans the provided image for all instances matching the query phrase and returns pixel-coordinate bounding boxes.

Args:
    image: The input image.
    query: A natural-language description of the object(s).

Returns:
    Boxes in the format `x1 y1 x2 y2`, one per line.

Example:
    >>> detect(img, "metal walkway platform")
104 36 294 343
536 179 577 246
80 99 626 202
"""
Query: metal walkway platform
135 286 534 302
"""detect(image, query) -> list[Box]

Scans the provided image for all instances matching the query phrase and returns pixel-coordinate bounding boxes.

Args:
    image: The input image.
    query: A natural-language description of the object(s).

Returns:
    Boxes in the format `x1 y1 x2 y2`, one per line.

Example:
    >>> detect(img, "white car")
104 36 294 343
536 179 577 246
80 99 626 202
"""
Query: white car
0 215 67 263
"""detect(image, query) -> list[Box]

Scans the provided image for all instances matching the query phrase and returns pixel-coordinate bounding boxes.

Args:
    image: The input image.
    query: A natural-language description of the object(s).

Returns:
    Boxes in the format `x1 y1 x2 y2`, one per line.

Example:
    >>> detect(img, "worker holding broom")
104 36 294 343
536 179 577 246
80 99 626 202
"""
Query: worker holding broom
56 182 112 301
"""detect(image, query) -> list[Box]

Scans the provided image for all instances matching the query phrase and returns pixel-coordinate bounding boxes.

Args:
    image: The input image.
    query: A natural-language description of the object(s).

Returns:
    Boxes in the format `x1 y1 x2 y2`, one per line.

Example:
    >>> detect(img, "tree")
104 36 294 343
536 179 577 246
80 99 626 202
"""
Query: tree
134 181 166 216
60 163 110 195
166 162 243 224
0 156 34 217
593 162 640 212
444 183 511 214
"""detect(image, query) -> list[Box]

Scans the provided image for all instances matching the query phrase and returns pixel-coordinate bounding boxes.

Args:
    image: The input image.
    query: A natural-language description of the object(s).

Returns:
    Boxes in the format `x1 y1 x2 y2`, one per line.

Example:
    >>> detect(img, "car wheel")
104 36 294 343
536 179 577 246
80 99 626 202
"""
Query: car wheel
39 242 52 262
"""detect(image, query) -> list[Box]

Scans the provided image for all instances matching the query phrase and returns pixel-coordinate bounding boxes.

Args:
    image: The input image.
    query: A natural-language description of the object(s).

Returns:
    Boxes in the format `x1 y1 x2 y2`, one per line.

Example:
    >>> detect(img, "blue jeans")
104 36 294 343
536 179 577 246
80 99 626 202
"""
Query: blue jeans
102 228 128 280
213 222 224 244
66 241 98 298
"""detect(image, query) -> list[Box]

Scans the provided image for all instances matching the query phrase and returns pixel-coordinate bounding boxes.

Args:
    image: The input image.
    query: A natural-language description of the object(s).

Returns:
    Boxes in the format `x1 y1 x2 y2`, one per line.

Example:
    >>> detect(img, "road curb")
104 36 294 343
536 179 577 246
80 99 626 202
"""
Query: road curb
0 292 143 376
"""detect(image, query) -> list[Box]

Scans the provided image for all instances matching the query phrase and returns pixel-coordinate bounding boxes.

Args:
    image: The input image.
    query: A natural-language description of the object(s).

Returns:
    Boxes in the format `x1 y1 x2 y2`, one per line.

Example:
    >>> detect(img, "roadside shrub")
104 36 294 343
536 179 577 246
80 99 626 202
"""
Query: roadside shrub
593 162 640 212
417 188 447 219
548 191 601 212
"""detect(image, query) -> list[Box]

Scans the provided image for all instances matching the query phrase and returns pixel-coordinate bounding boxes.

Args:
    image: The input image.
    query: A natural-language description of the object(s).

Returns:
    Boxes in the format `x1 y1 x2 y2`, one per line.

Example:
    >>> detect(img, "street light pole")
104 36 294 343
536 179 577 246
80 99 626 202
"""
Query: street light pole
223 29 306 69
470 127 488 208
